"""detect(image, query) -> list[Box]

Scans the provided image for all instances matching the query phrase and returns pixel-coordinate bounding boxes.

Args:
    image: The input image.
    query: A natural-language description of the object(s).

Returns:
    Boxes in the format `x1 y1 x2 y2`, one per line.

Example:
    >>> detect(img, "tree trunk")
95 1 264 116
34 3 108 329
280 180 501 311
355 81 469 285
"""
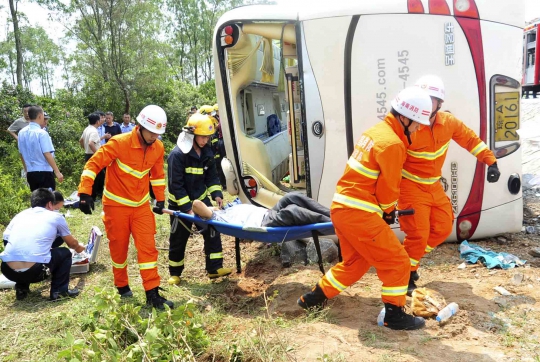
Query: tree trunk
9 0 23 88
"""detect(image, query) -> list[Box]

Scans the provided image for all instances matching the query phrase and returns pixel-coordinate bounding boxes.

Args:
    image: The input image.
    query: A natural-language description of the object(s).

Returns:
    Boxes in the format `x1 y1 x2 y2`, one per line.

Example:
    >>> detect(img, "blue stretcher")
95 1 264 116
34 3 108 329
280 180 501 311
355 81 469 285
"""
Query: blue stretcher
167 211 337 275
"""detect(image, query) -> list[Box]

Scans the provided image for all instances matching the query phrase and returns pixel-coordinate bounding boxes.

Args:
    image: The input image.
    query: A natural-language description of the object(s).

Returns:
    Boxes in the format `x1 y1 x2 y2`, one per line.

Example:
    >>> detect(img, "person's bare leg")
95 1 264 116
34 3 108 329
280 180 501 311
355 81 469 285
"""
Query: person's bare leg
192 200 214 219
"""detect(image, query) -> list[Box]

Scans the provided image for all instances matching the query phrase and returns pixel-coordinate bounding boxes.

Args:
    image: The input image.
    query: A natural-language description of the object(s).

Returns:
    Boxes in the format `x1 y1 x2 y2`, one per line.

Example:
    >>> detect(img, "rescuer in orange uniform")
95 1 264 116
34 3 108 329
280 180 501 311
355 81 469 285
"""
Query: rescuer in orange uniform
78 105 174 310
401 75 501 296
297 87 432 330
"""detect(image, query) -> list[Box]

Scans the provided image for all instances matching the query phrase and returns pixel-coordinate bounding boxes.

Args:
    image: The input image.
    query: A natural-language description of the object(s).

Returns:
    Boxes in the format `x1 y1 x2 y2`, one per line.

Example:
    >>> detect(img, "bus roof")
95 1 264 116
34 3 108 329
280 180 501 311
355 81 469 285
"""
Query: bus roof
216 0 524 30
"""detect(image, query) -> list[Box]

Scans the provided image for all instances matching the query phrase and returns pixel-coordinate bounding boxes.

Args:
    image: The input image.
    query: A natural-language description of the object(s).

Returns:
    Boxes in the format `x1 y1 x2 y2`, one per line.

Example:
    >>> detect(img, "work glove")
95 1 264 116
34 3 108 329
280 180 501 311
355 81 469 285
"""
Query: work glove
382 210 396 225
487 163 500 183
79 193 94 215
153 201 165 215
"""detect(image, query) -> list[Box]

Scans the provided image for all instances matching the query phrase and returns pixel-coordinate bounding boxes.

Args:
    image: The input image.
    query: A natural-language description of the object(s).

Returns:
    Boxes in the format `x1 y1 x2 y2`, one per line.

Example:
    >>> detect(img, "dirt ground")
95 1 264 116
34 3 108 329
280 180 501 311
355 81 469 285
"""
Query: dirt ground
212 98 540 361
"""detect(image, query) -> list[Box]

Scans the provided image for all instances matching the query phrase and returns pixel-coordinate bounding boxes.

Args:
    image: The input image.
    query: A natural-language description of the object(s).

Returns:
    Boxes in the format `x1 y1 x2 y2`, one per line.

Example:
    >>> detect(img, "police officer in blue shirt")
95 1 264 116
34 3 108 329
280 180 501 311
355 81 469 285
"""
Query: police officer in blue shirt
18 106 63 191
0 188 85 301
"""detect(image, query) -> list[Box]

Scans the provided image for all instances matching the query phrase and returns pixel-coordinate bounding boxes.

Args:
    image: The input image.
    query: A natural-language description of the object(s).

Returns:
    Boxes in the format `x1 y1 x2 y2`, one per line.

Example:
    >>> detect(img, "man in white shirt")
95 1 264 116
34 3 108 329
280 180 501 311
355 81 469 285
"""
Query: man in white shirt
79 113 101 161
192 192 331 228
0 188 85 301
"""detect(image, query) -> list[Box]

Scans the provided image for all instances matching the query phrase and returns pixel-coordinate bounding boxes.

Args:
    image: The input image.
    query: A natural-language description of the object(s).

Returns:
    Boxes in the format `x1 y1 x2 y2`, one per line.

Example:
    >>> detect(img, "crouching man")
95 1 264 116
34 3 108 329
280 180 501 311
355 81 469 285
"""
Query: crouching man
0 188 85 301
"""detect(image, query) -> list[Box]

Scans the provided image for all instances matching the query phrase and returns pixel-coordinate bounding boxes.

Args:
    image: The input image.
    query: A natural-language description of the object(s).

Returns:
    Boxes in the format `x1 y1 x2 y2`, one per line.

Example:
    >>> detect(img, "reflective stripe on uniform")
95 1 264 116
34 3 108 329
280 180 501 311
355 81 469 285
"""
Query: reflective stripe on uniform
116 159 151 179
82 169 96 180
104 189 150 207
470 141 488 157
410 258 419 267
207 185 222 194
346 158 380 180
401 169 441 185
112 259 128 269
139 261 157 270
381 285 408 296
212 138 218 144
379 200 397 210
169 259 184 267
185 167 204 175
332 193 383 216
168 194 190 205
214 153 220 158
150 178 166 187
425 245 434 253
209 252 223 259
407 141 450 160
324 269 347 293
197 192 208 201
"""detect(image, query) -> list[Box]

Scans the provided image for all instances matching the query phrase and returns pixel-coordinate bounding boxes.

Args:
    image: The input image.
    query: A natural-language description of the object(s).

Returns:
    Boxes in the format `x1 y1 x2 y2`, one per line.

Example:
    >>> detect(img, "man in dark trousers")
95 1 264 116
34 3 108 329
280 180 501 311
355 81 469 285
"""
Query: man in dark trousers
167 113 232 285
0 188 84 301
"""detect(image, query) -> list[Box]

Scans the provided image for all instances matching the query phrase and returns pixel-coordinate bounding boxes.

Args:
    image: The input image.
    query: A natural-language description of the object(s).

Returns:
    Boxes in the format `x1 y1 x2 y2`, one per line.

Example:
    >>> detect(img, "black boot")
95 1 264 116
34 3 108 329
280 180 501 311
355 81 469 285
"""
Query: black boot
297 284 327 310
383 303 425 330
145 287 174 310
407 272 418 297
117 285 133 298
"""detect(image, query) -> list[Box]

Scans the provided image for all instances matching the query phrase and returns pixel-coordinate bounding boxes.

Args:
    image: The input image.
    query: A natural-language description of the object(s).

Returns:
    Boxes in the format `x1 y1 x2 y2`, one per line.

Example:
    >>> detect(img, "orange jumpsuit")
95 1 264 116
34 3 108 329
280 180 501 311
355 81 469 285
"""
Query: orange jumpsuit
318 114 411 307
78 126 166 291
399 112 496 271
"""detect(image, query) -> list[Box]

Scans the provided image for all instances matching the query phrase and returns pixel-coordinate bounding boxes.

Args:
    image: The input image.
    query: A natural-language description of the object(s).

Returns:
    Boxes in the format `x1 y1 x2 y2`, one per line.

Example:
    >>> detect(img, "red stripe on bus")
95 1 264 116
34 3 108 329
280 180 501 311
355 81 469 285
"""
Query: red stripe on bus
454 11 486 241
453 0 479 19
407 0 424 13
428 0 451 15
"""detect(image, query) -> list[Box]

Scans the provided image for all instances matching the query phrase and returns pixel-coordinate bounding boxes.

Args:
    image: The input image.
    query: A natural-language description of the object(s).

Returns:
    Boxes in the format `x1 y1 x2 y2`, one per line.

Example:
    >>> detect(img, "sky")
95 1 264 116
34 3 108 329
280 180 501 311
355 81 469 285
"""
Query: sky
1 0 540 93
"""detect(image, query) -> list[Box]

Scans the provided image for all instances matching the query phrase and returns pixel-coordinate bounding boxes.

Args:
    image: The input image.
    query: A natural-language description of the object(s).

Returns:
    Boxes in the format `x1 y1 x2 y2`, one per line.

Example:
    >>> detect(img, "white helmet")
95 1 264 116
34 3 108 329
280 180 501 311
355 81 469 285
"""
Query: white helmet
415 75 445 101
390 87 432 126
136 105 167 135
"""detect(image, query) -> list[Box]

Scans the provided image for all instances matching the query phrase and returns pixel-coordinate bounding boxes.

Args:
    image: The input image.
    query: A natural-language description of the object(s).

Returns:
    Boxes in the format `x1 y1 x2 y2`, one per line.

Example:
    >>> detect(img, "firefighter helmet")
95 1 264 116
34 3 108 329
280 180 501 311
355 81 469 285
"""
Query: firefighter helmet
198 105 214 115
184 113 215 136
136 105 167 135
390 87 432 126
415 75 445 101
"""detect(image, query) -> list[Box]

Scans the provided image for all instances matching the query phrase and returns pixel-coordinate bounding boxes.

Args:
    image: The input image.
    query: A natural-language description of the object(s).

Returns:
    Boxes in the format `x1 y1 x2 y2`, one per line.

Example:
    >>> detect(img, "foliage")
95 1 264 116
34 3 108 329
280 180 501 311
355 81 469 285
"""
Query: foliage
58 287 209 361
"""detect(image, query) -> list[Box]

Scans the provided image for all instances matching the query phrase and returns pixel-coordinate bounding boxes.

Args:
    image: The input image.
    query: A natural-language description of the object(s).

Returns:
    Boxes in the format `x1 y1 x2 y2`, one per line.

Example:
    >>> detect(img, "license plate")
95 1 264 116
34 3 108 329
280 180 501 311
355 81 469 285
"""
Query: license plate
494 92 519 142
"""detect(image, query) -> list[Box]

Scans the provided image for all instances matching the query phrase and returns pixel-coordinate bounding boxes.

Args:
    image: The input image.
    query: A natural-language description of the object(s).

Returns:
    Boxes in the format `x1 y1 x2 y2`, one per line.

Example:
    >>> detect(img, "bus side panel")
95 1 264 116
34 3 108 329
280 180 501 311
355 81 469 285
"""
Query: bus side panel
350 14 478 228
472 199 523 238
302 17 353 206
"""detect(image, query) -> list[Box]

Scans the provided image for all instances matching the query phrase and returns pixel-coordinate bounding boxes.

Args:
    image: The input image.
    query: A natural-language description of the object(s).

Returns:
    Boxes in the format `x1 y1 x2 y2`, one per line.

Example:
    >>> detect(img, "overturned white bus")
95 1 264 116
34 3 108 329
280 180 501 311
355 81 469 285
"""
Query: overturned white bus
213 0 524 241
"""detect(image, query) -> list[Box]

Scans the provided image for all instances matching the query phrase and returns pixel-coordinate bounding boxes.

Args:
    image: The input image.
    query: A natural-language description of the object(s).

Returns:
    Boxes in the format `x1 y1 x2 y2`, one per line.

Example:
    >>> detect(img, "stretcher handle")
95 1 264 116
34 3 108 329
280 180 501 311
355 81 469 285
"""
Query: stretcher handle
161 209 193 217
396 209 414 216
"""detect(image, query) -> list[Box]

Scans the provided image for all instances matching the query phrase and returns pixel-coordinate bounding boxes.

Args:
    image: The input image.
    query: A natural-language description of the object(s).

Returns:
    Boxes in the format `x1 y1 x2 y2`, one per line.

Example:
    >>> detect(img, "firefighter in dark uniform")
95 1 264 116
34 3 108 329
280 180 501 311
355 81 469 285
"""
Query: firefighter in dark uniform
167 113 232 284
199 105 226 189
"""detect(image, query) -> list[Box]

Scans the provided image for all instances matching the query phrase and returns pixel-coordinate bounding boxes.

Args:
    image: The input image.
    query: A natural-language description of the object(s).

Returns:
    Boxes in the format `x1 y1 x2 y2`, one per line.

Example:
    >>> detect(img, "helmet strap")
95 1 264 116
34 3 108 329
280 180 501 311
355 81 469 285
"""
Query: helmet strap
398 115 413 145
139 127 153 146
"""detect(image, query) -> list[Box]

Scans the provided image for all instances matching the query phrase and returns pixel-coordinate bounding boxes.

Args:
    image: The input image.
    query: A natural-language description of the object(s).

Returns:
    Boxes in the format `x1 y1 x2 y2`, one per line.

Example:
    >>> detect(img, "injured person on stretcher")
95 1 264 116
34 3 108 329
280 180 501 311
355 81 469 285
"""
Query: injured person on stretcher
192 192 331 228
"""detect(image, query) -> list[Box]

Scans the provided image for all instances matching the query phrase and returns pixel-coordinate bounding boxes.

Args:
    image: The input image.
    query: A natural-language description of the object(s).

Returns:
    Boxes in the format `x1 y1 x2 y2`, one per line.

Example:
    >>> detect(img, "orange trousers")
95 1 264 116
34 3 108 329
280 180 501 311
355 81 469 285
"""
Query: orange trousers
103 204 160 291
318 208 410 306
398 178 454 271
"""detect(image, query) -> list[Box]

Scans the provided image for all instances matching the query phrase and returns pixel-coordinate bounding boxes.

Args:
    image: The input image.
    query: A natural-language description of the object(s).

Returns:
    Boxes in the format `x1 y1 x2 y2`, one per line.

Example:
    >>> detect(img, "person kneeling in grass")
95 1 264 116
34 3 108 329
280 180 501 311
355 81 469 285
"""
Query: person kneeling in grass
0 188 85 301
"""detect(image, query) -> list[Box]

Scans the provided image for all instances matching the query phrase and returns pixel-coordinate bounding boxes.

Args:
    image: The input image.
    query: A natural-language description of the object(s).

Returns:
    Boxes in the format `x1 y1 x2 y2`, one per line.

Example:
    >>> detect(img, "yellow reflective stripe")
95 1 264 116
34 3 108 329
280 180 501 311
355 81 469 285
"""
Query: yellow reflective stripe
104 189 150 207
207 185 222 194
470 141 488 156
169 259 184 267
139 261 157 270
209 252 223 259
185 167 204 175
82 169 96 180
381 285 408 296
401 169 441 185
214 154 220 158
425 245 434 253
324 269 347 292
168 194 191 205
150 178 166 186
379 200 397 210
197 192 208 201
112 259 128 269
407 141 450 160
115 159 151 179
211 138 218 144
410 258 419 267
332 193 383 216
346 158 379 179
